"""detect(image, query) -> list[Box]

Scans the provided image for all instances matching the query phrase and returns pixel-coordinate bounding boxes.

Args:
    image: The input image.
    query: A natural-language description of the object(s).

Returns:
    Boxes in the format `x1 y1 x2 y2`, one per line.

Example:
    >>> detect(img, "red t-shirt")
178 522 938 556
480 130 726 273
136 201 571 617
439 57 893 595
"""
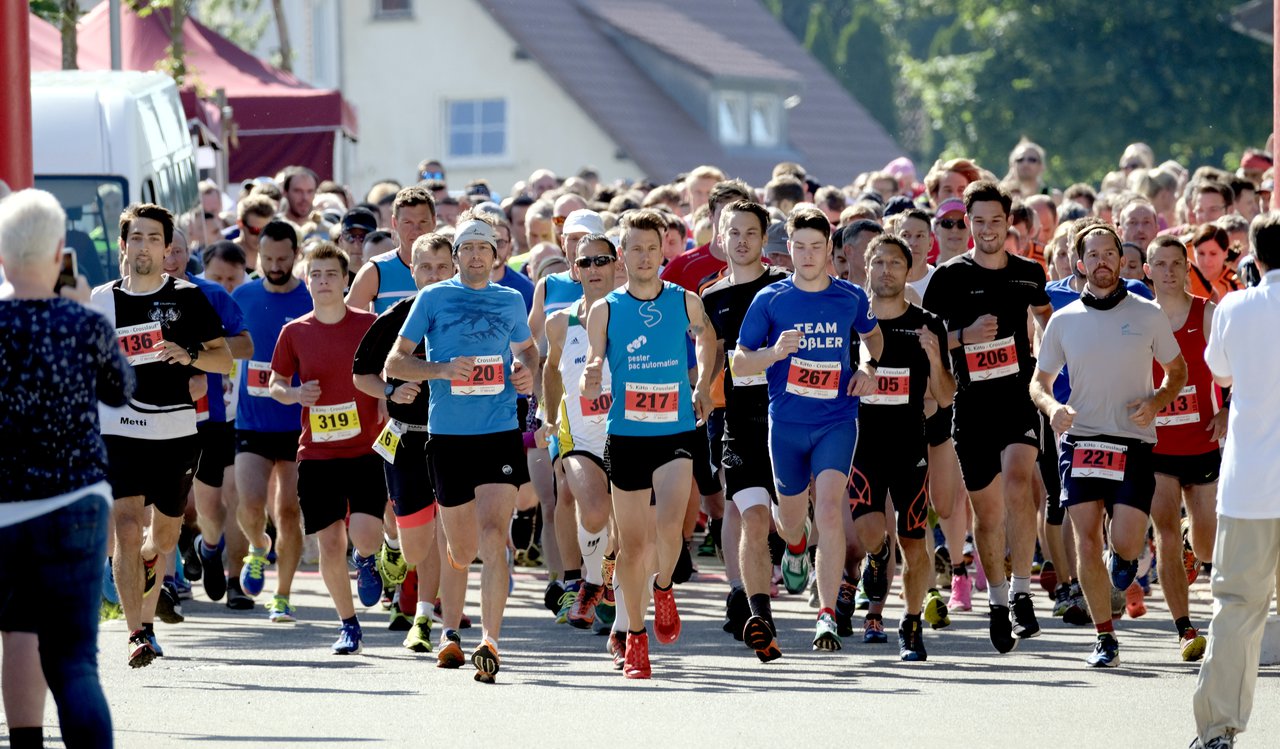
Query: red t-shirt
271 306 383 460
661 243 727 292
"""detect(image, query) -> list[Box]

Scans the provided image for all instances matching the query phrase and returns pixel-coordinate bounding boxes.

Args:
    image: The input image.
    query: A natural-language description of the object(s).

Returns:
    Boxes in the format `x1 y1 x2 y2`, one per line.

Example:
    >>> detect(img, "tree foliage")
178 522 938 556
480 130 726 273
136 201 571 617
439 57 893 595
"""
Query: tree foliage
764 0 1272 184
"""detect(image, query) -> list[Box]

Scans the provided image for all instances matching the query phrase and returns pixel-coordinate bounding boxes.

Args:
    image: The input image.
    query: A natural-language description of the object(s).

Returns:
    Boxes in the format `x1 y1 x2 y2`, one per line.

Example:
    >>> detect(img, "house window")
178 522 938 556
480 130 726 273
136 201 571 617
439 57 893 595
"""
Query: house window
446 99 507 160
749 94 781 148
716 91 747 147
373 0 411 20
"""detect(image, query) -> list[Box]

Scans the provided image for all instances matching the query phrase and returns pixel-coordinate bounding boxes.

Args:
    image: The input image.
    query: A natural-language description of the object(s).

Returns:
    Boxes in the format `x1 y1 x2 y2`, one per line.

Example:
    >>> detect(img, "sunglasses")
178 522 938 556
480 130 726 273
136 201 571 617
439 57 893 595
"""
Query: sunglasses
342 230 370 243
243 223 265 236
1016 156 1040 164
937 218 966 230
575 255 616 268
552 215 567 227
420 170 444 181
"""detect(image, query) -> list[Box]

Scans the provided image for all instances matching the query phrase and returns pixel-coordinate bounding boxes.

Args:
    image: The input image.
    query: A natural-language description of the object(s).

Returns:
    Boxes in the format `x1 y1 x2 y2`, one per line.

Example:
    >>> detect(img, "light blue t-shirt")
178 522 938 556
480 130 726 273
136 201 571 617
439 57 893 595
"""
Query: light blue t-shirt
738 277 878 426
398 277 532 435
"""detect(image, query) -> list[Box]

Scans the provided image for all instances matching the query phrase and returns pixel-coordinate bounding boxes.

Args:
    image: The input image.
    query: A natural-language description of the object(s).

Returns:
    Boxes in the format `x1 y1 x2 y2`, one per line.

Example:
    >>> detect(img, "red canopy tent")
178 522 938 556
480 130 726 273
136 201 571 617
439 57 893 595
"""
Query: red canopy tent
28 13 63 71
74 4 357 182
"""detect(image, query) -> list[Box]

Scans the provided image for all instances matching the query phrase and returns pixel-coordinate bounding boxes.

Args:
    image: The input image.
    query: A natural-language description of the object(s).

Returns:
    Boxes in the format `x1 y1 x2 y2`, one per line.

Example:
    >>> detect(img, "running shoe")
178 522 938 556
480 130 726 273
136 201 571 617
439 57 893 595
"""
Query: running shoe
432 598 473 629
1183 524 1202 584
437 631 464 668
555 581 581 624
697 531 717 557
934 545 952 590
834 579 857 637
239 548 270 598
972 553 988 592
608 631 627 670
156 582 185 624
353 550 383 608
861 613 887 644
404 616 433 653
381 585 395 611
143 624 164 658
855 580 870 611
1039 561 1058 594
1107 550 1140 591
568 581 605 630
128 628 156 668
544 579 565 614
809 612 840 651
388 605 413 632
672 542 695 584
1052 583 1072 617
601 555 616 589
624 631 651 679
1125 582 1147 619
171 575 193 601
102 559 120 605
179 526 202 582
225 577 254 611
1189 736 1237 749
472 641 500 684
332 621 363 655
988 605 1018 653
743 615 782 663
594 586 616 633
949 573 972 612
807 576 820 608
1180 628 1207 662
962 536 975 566
923 589 951 629
1110 585 1126 619
268 595 297 623
898 618 927 662
862 537 891 603
1063 582 1091 626
780 519 811 594
377 542 408 587
100 598 123 622
722 587 749 640
652 580 681 644
1087 632 1119 668
1011 592 1040 638
142 555 159 596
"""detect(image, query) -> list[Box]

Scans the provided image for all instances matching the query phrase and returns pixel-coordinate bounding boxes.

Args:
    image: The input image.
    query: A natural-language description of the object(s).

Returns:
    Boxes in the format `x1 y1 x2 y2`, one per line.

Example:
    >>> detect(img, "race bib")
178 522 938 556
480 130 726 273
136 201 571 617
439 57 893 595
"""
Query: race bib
729 357 767 388
1155 386 1201 427
195 394 210 423
785 357 841 399
579 393 612 421
1070 440 1128 482
450 355 505 396
116 322 165 365
309 401 360 442
964 336 1018 381
372 419 403 463
624 382 680 422
246 360 272 397
861 366 910 406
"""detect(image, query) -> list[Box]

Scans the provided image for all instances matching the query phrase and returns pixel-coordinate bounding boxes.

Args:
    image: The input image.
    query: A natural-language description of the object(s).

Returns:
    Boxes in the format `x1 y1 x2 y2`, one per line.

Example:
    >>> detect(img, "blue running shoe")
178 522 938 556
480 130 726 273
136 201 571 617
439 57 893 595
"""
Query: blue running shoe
143 624 164 657
1108 551 1139 591
102 558 120 605
354 551 384 608
1087 633 1119 667
239 547 270 598
333 621 363 655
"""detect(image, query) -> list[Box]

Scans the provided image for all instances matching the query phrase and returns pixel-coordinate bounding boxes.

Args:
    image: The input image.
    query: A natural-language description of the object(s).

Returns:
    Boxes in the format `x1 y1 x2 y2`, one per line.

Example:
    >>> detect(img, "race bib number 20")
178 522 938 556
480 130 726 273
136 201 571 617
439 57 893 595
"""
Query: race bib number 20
450 355 505 396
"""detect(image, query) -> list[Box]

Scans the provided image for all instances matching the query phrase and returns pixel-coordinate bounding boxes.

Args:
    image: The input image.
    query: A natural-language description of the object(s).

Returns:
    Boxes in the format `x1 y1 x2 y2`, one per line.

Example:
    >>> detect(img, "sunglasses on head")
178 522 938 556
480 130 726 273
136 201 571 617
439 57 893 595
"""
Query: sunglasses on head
937 218 966 230
575 255 615 268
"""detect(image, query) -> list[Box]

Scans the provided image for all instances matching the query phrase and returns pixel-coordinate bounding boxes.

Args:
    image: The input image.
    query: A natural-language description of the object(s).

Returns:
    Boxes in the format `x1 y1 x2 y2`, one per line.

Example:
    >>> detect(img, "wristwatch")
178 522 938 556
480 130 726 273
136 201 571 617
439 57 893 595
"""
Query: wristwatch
384 383 397 399
865 356 879 370
184 343 201 363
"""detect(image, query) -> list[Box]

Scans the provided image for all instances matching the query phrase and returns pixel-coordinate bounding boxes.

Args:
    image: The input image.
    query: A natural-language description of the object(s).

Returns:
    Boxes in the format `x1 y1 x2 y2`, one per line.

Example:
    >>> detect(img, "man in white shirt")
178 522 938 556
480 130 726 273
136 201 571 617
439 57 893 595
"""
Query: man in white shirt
1191 212 1280 749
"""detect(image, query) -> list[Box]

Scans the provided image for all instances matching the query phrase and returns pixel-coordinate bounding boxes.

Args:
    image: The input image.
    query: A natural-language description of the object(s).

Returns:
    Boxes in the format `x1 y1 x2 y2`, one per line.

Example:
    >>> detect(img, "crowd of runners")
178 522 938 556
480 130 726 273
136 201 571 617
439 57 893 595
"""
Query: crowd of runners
2 139 1278 746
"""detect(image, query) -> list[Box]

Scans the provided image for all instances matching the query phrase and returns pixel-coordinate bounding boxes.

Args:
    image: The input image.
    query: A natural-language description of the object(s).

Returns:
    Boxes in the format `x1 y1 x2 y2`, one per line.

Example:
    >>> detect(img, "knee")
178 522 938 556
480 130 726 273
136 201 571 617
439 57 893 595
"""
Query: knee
741 508 770 538
316 528 347 558
114 517 143 549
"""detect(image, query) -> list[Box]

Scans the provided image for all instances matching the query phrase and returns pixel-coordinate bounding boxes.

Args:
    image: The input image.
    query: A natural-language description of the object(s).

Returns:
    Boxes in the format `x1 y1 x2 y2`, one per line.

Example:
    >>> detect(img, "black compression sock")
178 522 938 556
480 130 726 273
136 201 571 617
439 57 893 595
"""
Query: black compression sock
748 593 773 622
1175 616 1194 637
564 569 581 584
9 726 43 749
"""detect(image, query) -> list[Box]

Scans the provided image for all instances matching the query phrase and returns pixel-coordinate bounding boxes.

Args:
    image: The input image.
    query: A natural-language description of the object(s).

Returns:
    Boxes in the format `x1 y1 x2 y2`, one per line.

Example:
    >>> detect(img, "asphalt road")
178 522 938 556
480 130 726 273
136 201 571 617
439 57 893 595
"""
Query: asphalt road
6 556 1280 747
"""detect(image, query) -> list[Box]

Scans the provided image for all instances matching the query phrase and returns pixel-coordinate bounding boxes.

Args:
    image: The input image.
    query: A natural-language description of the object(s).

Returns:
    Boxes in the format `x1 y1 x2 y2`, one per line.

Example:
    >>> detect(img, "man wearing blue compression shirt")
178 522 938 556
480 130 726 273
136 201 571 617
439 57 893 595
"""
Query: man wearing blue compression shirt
734 206 883 654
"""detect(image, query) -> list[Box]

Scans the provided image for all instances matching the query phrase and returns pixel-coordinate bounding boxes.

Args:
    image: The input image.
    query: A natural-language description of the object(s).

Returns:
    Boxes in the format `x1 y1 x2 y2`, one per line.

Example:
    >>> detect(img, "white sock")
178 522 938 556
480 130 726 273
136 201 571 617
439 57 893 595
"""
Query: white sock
415 601 431 618
578 524 608 585
989 578 1010 608
611 581 627 634
383 532 400 550
1011 575 1031 597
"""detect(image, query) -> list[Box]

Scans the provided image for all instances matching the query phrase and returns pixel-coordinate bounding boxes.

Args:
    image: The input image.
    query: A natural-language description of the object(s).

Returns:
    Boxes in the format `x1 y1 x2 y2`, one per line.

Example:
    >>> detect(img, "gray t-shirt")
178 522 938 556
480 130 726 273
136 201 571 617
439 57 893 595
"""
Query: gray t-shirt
1037 294 1181 443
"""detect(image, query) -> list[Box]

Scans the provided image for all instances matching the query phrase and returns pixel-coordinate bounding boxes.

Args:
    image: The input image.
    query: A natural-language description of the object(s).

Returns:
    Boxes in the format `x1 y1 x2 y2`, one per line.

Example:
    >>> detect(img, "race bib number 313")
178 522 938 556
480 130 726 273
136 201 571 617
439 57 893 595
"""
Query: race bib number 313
786 357 840 399
116 322 165 365
1070 440 1128 481
310 401 361 442
1155 386 1200 427
964 336 1018 381
451 355 505 396
624 382 679 422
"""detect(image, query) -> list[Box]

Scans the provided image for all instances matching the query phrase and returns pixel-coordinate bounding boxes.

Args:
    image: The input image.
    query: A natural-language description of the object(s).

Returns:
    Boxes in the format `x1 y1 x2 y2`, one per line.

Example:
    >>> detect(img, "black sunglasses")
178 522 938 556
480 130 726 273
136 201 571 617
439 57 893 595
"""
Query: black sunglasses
1016 156 1040 164
575 255 616 268
937 218 966 230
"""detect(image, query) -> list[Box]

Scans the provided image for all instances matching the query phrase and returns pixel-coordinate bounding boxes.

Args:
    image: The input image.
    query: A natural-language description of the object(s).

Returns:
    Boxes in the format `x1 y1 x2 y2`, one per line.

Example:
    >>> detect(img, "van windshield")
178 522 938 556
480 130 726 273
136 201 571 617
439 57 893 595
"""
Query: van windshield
34 176 129 286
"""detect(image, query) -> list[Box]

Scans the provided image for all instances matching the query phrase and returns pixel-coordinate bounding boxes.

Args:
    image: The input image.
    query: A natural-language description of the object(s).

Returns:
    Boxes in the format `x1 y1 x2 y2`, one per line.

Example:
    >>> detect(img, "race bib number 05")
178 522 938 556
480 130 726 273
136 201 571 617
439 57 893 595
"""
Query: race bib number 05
1155 385 1200 427
861 366 910 406
1070 440 1128 482
624 382 679 422
117 322 165 365
450 355 505 396
964 336 1018 381
310 401 361 442
786 357 840 399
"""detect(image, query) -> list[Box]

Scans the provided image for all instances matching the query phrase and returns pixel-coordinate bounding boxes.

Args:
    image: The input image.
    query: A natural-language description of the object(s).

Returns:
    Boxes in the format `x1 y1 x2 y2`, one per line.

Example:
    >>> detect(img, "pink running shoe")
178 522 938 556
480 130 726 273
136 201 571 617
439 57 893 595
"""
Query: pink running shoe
973 555 988 592
949 573 972 612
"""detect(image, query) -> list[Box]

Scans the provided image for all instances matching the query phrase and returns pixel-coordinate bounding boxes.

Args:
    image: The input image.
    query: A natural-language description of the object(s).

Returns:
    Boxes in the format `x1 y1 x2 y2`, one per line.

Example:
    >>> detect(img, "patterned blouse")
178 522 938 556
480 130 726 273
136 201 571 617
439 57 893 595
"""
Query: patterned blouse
0 298 133 501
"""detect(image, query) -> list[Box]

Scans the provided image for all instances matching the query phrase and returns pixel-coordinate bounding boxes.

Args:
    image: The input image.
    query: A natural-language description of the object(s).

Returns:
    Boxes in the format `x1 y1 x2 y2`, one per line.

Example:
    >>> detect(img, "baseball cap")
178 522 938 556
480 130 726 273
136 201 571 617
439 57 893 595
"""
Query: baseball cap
883 195 915 218
453 219 498 251
936 198 966 217
563 209 605 236
764 222 789 257
341 207 378 232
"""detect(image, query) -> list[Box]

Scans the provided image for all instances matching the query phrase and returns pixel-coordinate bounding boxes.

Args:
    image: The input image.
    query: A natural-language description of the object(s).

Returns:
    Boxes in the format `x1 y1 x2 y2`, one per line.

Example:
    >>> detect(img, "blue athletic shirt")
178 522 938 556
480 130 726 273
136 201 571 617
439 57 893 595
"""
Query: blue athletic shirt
1045 277 1154 403
397 277 532 435
187 274 246 424
737 277 878 426
232 279 313 432
495 267 534 313
370 249 417 314
604 282 695 437
543 271 583 316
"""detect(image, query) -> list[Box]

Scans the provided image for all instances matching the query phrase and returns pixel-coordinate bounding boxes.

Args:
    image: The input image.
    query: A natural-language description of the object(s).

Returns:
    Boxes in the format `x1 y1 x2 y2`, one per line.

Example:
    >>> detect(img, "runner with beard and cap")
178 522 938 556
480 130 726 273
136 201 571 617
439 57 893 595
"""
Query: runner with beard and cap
1031 223 1186 668
229 220 313 620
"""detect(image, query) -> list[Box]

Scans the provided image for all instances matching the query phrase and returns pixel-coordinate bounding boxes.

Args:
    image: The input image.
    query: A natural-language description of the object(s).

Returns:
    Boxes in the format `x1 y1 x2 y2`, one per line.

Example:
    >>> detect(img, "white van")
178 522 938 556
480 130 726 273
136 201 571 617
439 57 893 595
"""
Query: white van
31 70 198 285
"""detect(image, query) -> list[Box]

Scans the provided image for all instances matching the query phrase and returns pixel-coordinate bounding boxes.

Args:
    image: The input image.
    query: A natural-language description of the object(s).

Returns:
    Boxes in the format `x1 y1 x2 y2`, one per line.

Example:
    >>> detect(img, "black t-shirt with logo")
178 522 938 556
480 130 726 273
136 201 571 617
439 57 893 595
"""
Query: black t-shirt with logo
856 303 949 452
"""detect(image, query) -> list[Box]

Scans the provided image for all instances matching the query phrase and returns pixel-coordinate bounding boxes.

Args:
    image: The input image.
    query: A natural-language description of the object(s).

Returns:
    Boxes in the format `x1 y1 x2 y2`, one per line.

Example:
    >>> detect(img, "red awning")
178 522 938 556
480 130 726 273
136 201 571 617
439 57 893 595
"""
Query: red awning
29 13 63 71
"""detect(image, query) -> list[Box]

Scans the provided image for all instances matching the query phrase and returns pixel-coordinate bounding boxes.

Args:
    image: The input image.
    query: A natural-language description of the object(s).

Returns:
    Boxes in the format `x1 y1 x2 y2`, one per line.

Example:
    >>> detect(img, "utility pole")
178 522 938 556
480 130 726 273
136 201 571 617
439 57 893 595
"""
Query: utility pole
0 2 33 190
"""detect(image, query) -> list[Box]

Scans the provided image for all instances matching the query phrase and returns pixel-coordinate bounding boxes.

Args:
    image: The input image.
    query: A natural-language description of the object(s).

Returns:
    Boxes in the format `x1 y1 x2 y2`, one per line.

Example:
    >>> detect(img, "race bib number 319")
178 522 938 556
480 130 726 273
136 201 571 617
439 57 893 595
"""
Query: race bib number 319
310 401 361 442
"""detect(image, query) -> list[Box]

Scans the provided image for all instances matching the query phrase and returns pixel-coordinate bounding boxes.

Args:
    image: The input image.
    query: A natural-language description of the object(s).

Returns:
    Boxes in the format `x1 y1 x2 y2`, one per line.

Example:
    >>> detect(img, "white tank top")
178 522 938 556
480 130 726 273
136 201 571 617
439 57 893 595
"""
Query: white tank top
557 300 611 455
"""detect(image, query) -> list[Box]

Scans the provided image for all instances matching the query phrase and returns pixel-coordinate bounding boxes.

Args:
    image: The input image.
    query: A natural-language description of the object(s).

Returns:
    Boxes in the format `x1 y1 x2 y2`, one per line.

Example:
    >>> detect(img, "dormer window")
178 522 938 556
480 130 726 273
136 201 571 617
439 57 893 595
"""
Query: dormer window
715 90 782 149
